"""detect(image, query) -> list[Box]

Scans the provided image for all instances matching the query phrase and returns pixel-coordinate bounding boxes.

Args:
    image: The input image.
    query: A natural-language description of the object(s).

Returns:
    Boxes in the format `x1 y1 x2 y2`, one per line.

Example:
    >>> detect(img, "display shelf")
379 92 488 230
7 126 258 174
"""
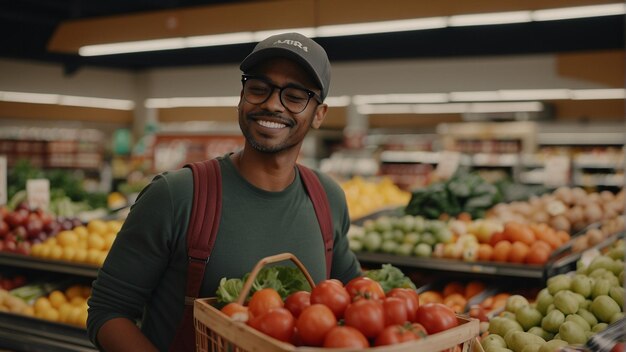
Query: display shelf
0 252 99 278
0 312 96 351
355 252 546 279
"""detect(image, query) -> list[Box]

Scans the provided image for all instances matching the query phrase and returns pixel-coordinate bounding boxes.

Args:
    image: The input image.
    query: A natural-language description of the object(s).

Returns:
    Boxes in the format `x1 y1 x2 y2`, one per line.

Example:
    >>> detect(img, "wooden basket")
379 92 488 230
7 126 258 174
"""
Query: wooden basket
194 253 481 352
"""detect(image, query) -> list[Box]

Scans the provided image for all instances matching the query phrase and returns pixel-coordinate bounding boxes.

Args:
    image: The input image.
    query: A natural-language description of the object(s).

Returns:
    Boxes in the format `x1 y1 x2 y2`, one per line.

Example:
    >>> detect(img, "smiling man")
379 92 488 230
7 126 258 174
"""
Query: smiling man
87 32 362 352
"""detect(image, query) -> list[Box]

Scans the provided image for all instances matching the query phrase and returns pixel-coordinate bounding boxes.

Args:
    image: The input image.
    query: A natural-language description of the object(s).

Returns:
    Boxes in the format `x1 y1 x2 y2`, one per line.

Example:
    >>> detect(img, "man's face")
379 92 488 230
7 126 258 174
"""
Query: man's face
238 57 327 154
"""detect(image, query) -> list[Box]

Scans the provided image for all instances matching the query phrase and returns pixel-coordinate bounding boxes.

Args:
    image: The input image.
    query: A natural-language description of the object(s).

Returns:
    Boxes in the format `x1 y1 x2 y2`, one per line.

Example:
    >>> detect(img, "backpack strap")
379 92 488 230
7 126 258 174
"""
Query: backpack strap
169 158 221 352
297 164 334 279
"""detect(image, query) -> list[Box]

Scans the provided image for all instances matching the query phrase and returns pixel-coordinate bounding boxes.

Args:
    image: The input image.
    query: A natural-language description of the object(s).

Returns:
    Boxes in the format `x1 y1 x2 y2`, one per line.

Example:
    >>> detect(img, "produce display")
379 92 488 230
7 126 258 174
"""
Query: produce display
405 171 502 220
30 219 121 266
488 186 625 234
482 239 625 352
418 280 487 313
571 215 626 253
340 176 411 220
0 203 82 255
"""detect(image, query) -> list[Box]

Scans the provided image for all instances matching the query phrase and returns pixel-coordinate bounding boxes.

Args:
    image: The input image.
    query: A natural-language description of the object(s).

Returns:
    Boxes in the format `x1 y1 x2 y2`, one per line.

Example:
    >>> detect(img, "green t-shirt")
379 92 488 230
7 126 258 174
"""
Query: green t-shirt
87 155 361 351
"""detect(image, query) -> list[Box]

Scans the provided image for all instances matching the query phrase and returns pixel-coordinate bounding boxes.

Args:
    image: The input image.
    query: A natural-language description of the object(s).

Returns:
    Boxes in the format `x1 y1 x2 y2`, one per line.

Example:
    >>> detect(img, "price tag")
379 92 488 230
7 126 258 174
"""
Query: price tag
544 155 570 187
0 156 6 205
26 179 50 211
435 151 461 180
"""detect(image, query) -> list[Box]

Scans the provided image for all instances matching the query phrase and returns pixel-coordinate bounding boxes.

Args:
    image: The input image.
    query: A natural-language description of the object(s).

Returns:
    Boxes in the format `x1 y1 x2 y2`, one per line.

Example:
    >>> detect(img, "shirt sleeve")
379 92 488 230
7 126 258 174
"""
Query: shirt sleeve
87 173 177 347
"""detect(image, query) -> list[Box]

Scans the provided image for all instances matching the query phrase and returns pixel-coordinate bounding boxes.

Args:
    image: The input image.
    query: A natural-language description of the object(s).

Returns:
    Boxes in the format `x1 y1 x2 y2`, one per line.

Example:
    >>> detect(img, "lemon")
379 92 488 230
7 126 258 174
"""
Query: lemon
103 232 117 251
38 244 52 259
48 290 67 309
58 303 73 323
49 245 64 261
21 306 34 316
70 296 86 307
87 220 108 236
74 248 88 263
67 306 82 326
87 235 105 251
77 309 88 327
41 307 59 322
57 231 79 247
86 249 101 265
73 225 89 238
106 220 123 234
65 285 83 300
81 286 92 298
30 243 43 257
62 247 76 262
34 297 52 315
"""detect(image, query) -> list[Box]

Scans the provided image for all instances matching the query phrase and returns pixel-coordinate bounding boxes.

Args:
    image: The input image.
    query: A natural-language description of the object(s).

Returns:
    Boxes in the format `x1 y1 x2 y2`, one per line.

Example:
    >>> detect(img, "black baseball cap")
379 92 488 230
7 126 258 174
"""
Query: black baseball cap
240 32 331 101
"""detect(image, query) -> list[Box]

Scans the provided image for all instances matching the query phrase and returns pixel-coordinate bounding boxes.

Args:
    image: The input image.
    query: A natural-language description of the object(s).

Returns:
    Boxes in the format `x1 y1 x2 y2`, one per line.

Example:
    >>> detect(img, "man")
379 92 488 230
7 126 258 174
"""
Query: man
87 32 362 351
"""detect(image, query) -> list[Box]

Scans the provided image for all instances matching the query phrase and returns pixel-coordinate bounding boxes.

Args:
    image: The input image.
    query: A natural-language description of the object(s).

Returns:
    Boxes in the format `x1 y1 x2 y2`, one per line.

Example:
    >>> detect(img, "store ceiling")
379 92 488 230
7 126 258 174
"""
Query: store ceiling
0 0 624 72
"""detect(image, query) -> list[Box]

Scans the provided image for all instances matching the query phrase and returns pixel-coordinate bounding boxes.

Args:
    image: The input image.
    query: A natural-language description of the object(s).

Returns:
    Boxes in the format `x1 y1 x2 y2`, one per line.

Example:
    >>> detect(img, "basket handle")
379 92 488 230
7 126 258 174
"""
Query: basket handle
236 252 317 305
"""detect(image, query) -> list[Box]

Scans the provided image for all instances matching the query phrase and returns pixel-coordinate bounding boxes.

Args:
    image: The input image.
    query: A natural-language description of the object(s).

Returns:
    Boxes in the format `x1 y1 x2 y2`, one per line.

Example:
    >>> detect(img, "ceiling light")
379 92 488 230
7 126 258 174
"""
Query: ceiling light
449 91 501 101
324 96 352 107
316 17 447 37
571 88 626 100
353 93 448 105
449 11 532 27
499 89 571 100
59 96 135 110
356 101 544 115
0 91 134 110
1 91 59 104
145 97 239 108
79 38 185 56
533 3 626 21
186 32 254 48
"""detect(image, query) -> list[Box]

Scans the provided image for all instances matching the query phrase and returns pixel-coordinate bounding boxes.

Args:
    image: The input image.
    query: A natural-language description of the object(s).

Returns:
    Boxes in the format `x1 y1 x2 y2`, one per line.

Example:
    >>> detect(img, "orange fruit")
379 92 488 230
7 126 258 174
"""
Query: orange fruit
508 241 530 263
491 240 512 262
443 282 465 297
419 291 443 305
465 281 486 299
477 244 494 261
443 293 467 309
556 230 571 244
526 245 550 265
503 222 535 246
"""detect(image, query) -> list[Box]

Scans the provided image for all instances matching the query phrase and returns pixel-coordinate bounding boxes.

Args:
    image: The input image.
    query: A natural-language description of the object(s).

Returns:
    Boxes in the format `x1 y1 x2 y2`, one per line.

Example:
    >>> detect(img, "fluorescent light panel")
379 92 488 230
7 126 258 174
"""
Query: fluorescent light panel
316 17 446 37
448 11 532 27
0 90 134 110
78 4 626 56
358 102 544 114
533 3 626 21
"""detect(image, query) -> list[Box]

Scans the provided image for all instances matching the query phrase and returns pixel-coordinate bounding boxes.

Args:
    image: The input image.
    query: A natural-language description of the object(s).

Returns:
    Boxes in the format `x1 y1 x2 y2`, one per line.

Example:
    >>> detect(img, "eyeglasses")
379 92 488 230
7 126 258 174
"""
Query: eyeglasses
241 74 321 114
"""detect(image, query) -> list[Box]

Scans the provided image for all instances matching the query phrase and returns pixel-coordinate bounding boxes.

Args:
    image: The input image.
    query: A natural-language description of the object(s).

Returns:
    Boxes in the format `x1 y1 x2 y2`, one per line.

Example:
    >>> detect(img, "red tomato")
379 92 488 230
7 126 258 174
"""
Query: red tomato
322 326 370 348
248 288 283 318
345 276 385 300
387 288 420 322
220 302 249 322
247 307 295 342
415 303 458 334
284 291 311 318
374 324 423 346
611 342 625 352
310 280 351 319
296 304 337 346
344 298 385 339
383 297 408 326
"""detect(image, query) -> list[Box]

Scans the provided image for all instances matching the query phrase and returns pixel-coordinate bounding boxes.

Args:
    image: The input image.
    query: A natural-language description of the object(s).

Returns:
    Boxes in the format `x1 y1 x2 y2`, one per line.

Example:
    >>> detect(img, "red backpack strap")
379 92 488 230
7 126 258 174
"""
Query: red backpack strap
170 158 222 352
297 164 333 279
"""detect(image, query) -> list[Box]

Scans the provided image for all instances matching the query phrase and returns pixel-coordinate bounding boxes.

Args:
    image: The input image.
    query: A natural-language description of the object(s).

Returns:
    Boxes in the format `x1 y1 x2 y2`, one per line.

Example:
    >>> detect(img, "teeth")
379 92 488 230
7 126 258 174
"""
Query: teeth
257 120 286 129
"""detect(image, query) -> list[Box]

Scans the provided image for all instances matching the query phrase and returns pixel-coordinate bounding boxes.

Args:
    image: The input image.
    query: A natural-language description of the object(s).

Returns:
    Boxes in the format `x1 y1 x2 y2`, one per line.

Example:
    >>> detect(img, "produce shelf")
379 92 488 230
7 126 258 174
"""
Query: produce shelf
0 252 99 278
0 312 96 351
355 252 546 279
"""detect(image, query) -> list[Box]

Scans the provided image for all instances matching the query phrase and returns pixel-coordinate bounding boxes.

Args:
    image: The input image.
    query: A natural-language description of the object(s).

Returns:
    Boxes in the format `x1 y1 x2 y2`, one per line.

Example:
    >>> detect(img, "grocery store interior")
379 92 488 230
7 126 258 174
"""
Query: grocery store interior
0 0 625 351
